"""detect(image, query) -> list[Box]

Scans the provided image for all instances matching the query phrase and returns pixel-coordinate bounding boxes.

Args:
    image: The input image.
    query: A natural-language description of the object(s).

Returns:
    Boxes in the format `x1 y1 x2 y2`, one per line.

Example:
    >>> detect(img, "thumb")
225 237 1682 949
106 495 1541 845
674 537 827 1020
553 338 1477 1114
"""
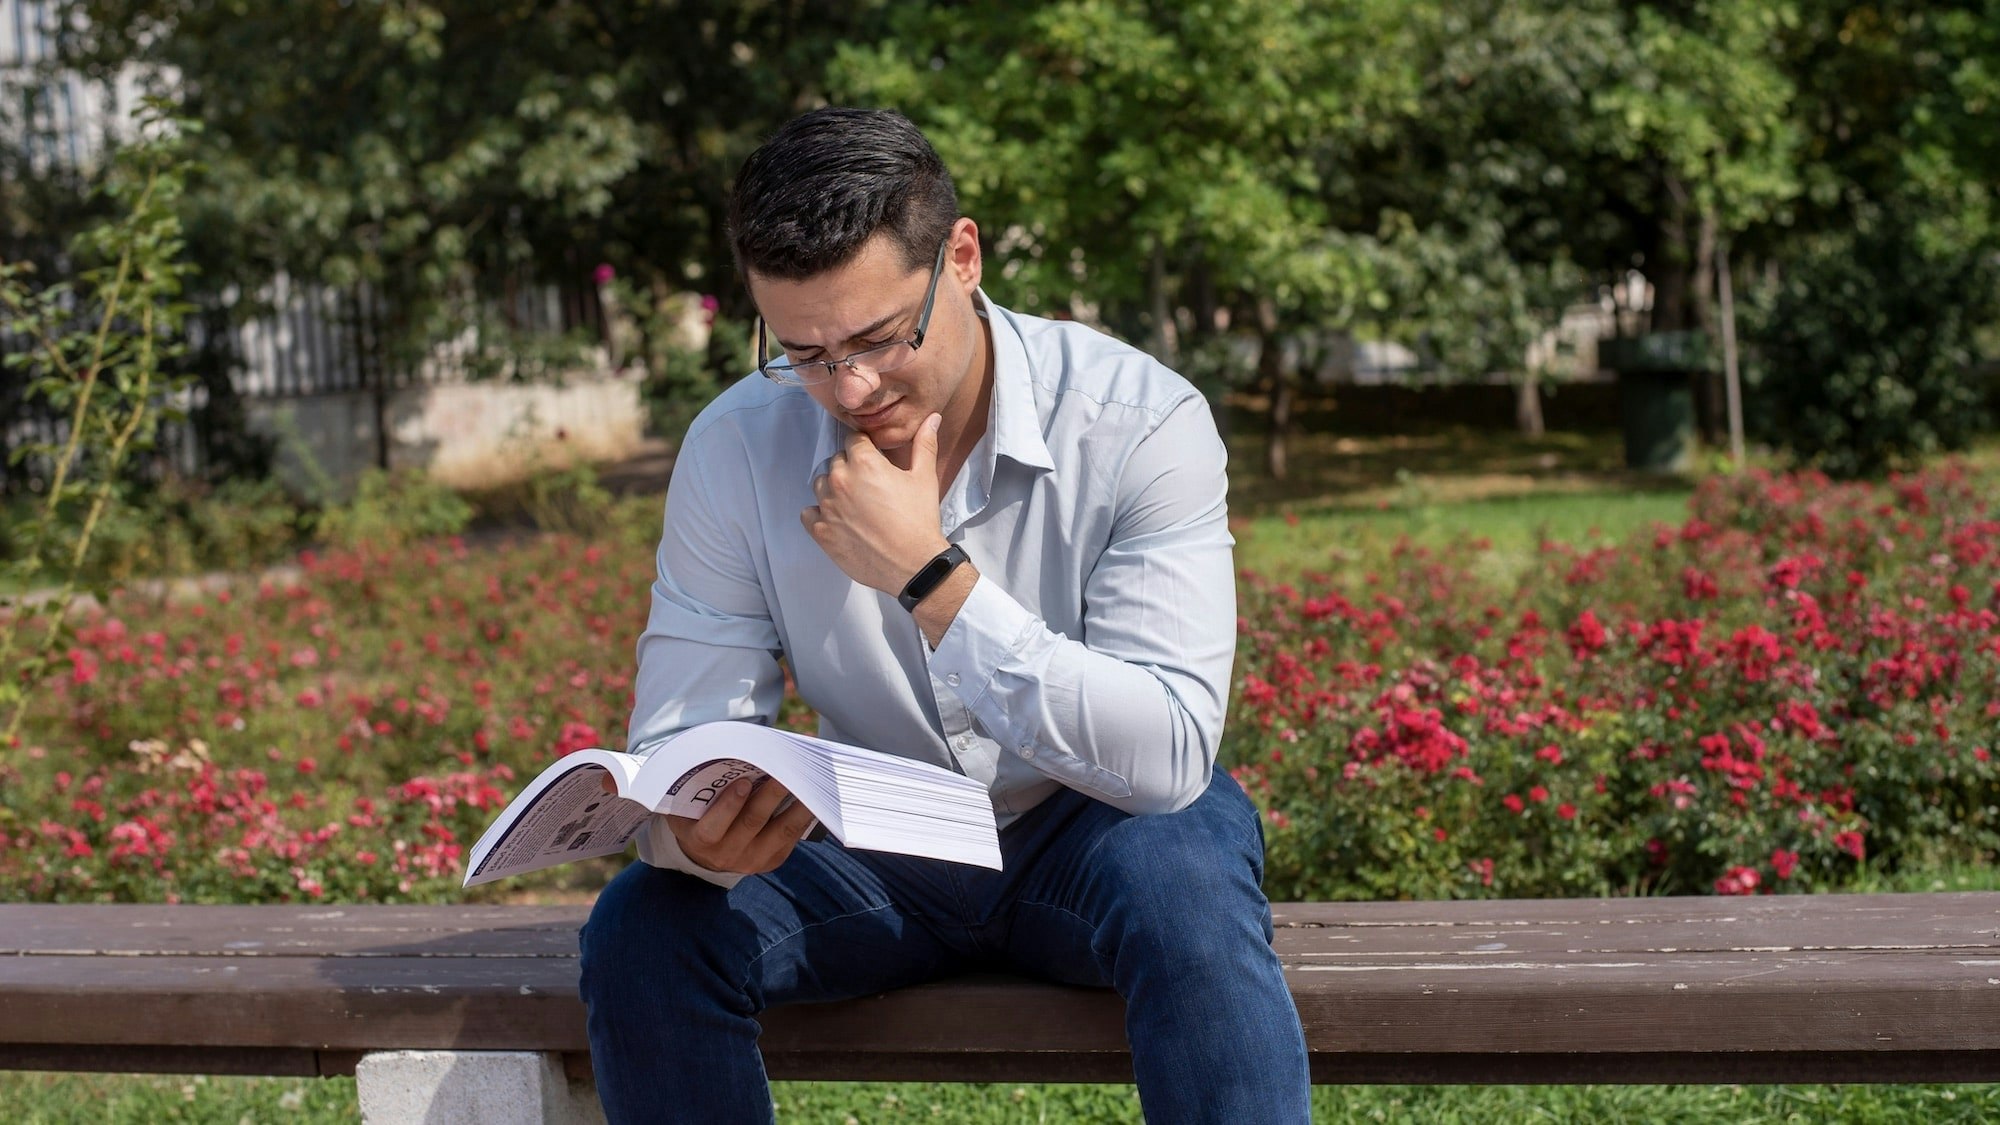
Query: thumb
915 413 942 468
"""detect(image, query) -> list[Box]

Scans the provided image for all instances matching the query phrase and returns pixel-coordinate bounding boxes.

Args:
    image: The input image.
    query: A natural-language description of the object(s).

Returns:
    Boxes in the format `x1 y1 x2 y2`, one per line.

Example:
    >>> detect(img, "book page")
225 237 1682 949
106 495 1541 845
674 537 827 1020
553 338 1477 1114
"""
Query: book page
463 760 650 886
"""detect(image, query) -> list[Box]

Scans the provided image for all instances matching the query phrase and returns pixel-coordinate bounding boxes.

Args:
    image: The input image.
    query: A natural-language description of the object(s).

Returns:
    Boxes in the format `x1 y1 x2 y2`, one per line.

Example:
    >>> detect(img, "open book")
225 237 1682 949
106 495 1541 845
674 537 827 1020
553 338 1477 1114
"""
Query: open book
462 721 1002 886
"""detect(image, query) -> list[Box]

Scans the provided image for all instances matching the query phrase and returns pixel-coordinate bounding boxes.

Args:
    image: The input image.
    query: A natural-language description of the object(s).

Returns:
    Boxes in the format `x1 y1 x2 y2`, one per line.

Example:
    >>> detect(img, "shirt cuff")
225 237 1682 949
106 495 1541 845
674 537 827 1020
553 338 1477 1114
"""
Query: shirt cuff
634 814 746 890
927 574 1039 712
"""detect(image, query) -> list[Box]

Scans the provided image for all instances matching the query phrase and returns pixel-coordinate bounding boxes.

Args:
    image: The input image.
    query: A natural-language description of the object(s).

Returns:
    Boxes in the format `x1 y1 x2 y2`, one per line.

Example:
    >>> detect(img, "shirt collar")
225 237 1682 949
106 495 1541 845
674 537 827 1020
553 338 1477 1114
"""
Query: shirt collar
805 291 1056 487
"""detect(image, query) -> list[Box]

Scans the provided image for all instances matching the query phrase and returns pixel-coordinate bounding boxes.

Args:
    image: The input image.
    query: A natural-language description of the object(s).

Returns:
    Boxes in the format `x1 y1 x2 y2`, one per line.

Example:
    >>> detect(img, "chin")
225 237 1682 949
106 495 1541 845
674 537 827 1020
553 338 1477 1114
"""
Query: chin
867 424 916 451
852 407 915 447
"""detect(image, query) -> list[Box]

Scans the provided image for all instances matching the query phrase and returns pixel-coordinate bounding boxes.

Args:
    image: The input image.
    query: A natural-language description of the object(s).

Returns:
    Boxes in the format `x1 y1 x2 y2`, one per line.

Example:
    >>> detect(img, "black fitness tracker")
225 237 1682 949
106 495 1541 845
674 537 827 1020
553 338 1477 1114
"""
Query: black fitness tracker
897 543 970 612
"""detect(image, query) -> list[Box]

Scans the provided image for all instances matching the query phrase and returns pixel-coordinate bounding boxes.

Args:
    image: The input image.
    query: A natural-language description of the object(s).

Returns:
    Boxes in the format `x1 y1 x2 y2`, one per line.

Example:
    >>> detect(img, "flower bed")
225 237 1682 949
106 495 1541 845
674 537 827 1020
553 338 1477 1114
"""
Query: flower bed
3 463 1995 905
3 526 667 903
1230 462 2000 899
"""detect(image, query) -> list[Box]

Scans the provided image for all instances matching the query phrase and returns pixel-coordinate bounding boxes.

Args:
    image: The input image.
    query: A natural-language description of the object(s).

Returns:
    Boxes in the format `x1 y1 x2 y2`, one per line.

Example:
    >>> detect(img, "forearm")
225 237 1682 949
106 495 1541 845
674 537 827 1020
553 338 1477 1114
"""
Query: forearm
928 570 1234 816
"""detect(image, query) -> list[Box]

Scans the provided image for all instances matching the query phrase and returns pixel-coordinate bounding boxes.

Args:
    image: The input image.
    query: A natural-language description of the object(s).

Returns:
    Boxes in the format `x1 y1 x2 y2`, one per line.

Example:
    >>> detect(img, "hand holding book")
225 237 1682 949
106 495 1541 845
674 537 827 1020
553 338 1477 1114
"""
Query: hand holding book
464 720 1001 887
673 774 820 875
596 769 816 874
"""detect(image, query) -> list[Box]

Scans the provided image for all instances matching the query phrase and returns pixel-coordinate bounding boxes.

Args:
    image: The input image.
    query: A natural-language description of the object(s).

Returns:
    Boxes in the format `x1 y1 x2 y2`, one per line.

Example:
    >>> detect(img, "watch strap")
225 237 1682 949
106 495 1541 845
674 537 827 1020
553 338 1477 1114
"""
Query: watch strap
897 543 970 612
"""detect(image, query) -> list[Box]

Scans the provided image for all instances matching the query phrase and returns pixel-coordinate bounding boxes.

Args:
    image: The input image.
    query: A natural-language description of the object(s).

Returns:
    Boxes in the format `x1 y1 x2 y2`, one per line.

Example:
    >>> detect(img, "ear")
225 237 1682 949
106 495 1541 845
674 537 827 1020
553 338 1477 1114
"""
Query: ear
948 217 982 297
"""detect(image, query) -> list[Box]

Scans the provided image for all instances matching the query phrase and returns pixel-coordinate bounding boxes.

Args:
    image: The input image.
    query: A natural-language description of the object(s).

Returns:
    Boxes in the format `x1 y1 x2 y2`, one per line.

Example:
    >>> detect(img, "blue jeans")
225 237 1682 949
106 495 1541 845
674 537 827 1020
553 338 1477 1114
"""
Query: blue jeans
578 763 1310 1123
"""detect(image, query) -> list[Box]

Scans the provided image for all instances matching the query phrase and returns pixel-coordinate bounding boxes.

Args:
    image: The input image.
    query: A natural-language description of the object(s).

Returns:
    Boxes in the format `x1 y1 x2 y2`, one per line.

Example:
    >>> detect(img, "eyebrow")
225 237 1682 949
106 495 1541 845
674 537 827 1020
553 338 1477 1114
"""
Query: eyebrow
774 308 907 355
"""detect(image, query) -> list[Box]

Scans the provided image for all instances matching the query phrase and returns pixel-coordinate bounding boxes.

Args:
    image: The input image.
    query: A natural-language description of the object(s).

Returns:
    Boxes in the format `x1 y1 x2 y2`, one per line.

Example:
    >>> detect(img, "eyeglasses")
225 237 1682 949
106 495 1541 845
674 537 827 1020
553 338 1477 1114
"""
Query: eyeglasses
757 238 950 386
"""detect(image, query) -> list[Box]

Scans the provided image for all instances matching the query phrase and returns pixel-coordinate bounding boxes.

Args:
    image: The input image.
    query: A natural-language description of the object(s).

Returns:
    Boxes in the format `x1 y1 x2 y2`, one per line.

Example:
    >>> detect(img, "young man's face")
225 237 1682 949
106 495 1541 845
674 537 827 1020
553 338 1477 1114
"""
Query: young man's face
749 219 985 456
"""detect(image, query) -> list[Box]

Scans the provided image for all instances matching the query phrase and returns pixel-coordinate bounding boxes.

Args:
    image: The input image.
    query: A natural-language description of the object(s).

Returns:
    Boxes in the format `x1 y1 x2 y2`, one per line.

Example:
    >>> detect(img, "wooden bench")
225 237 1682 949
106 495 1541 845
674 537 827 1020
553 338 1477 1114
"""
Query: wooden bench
5 893 2000 1121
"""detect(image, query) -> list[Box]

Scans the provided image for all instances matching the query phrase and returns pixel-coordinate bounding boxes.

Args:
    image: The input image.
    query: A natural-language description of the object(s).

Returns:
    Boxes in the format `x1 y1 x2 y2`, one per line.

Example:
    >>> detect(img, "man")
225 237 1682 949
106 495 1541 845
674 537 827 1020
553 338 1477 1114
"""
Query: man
579 107 1311 1123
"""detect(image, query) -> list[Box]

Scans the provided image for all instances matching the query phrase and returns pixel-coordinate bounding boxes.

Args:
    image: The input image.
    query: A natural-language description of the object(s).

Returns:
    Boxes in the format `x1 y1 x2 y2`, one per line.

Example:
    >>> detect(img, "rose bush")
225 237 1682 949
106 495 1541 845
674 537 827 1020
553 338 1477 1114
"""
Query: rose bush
1229 460 1999 900
2 461 1994 905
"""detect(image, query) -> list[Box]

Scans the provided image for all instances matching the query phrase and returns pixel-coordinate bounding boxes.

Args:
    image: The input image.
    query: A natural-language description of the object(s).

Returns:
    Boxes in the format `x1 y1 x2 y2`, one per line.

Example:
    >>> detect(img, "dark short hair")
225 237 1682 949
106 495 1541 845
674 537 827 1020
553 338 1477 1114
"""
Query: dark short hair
728 107 959 282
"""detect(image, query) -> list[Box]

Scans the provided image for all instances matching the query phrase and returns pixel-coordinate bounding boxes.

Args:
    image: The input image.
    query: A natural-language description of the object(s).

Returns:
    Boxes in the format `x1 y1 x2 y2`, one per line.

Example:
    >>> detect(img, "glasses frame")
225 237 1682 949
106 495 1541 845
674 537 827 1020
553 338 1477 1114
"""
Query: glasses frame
757 237 952 386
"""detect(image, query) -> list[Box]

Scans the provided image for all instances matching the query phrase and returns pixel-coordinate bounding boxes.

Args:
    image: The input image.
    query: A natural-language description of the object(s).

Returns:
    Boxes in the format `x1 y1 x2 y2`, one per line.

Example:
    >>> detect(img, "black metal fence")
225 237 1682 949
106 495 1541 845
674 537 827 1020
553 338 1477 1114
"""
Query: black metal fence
0 271 607 496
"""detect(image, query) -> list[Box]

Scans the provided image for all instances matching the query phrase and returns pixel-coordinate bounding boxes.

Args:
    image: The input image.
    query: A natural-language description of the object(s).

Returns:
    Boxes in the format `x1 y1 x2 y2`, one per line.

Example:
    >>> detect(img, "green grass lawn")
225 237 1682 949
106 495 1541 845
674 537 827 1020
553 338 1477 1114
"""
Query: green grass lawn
1234 487 1695 584
6 1065 1997 1123
1218 422 1700 585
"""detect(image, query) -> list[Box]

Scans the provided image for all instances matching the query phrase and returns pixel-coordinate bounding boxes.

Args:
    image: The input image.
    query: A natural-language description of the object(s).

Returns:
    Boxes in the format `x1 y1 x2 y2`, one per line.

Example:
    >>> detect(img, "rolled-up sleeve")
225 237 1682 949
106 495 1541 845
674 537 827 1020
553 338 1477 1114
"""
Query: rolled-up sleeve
626 436 785 887
926 394 1236 815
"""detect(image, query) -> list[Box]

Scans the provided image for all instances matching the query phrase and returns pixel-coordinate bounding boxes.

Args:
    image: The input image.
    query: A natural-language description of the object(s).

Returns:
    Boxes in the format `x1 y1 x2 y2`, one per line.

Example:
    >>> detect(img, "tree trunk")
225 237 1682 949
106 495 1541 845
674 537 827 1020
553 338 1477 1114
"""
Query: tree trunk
1147 241 1177 367
1718 239 1745 469
1257 299 1287 481
1692 207 1724 444
1187 259 1229 439
1515 369 1545 438
1651 169 1695 333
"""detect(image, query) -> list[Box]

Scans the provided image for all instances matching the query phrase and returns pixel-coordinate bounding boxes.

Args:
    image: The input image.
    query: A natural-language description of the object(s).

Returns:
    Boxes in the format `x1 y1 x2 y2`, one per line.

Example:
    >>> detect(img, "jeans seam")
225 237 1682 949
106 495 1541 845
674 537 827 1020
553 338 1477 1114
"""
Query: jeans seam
736 901 901 998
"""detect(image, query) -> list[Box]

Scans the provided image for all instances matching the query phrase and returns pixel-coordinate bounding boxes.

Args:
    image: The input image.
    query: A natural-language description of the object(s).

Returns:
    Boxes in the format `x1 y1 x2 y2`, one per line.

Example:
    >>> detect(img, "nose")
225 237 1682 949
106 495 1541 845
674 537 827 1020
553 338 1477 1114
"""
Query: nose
831 363 881 411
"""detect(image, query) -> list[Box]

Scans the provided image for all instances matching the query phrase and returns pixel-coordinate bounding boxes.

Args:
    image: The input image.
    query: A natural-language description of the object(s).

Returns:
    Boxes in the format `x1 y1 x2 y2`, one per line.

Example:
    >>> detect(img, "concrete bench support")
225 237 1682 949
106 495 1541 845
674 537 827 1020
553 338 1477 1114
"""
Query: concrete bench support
356 1050 605 1125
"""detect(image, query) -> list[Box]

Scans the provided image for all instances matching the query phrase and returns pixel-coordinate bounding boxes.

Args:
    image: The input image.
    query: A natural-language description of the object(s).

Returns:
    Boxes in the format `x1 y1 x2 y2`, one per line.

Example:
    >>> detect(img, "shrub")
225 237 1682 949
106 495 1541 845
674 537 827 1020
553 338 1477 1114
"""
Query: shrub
311 469 473 552
1745 210 1998 479
1229 460 2000 900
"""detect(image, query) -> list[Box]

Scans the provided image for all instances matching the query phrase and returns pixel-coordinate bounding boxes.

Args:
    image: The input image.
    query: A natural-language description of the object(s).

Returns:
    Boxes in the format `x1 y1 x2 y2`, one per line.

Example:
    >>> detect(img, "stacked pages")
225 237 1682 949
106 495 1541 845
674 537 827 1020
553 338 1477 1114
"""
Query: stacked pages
462 721 1002 887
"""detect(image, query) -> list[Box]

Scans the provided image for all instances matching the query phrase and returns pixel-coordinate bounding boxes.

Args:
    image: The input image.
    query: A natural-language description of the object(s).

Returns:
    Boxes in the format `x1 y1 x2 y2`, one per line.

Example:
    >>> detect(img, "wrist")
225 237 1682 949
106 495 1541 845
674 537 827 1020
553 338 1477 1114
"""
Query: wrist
898 542 969 612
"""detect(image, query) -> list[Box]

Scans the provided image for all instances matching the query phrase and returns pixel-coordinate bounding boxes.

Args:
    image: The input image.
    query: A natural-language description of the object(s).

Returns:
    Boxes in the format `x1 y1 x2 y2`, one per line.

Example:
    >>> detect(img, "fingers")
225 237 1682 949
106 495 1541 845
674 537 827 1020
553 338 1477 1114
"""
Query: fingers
599 773 617 795
668 778 820 875
742 791 821 871
683 774 757 850
913 413 942 469
732 776 797 837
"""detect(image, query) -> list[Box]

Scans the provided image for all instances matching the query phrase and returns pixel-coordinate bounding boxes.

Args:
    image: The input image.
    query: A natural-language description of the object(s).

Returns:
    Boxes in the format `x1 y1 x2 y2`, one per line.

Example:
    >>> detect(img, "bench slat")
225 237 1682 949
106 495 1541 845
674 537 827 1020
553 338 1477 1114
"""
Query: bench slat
0 903 584 958
4 894 1999 1084
7 946 1998 1053
8 894 1996 957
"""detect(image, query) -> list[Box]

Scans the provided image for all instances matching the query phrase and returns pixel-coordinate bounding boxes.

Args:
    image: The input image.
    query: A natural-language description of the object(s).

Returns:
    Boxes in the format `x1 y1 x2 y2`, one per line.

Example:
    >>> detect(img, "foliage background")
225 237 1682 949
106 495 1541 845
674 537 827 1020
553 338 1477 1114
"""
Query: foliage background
2 0 1990 478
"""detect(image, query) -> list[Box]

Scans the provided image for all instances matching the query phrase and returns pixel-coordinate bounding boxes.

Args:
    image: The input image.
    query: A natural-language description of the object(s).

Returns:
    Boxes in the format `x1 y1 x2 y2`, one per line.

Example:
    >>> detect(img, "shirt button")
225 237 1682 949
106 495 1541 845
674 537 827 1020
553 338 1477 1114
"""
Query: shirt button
1019 743 1035 759
946 672 961 687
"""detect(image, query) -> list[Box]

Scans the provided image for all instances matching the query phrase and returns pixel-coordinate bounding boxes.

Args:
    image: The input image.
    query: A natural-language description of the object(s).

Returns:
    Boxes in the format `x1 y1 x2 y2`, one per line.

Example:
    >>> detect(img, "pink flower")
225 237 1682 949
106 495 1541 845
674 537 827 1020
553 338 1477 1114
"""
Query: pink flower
593 263 616 286
554 721 601 758
1715 865 1761 895
1566 610 1609 659
1771 849 1799 879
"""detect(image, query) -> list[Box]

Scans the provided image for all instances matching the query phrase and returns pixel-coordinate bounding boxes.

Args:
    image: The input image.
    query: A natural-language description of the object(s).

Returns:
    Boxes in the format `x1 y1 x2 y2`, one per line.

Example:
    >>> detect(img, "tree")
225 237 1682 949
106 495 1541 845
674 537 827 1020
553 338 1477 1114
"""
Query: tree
833 0 1436 474
57 0 887 379
1740 0 2000 476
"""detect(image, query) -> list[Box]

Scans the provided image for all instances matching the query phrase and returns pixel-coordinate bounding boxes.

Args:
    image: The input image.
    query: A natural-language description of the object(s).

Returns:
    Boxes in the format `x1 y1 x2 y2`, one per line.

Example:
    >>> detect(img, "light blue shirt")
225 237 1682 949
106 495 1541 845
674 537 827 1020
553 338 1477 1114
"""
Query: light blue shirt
627 295 1237 886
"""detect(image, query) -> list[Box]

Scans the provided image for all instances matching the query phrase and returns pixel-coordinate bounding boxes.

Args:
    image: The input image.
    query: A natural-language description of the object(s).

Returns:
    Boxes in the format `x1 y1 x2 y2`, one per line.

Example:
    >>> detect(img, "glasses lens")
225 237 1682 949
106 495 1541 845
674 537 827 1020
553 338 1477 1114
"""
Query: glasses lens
763 359 829 386
766 340 914 384
848 340 917 375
